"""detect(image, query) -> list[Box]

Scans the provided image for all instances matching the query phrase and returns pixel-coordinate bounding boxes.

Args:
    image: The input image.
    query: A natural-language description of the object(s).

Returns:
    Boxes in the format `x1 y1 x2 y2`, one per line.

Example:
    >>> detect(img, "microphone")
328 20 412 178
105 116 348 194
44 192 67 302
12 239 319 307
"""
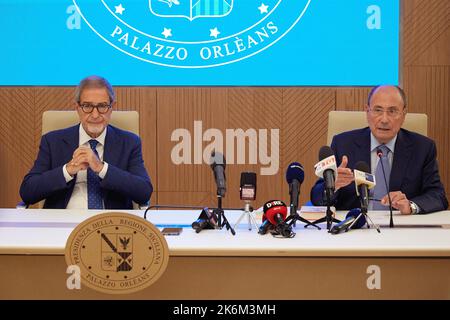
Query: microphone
354 161 376 212
263 200 288 225
258 219 272 235
285 162 305 215
330 208 366 235
376 148 394 228
240 172 257 201
315 146 338 201
260 200 295 238
210 150 226 197
235 172 259 231
191 208 218 233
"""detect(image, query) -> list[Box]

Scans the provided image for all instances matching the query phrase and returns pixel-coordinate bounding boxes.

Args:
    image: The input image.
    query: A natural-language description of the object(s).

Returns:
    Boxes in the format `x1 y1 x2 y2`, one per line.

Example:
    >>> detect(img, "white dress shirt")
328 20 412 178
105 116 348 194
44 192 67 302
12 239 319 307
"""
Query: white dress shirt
63 125 109 209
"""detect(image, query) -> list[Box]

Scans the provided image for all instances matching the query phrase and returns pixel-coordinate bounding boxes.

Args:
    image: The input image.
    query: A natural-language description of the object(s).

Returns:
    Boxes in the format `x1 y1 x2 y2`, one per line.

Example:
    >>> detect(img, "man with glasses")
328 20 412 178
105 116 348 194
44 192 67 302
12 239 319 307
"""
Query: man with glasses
311 85 448 214
20 75 153 209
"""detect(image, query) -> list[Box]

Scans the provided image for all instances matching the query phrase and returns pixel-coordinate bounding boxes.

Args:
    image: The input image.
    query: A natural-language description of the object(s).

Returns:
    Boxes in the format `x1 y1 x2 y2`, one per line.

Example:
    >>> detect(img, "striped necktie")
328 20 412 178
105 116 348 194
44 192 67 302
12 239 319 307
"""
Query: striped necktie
372 145 391 210
87 139 103 209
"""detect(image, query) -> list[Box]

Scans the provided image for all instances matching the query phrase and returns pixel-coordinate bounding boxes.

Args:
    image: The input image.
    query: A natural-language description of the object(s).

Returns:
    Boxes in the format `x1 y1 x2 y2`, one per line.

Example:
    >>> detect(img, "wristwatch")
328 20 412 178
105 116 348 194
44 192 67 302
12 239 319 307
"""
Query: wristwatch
409 201 419 214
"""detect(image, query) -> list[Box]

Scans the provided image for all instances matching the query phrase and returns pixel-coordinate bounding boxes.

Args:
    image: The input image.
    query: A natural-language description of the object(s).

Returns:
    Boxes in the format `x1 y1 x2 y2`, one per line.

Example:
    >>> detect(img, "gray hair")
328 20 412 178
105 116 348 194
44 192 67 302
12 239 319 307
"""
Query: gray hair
75 75 116 104
367 85 407 108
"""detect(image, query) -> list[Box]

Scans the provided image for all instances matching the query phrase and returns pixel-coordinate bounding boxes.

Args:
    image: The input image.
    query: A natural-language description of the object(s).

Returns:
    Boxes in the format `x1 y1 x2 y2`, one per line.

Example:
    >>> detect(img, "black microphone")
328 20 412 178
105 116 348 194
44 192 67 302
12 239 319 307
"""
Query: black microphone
285 162 305 215
240 172 257 201
330 208 366 235
210 150 226 197
192 208 218 233
376 148 394 228
317 146 337 200
354 161 373 212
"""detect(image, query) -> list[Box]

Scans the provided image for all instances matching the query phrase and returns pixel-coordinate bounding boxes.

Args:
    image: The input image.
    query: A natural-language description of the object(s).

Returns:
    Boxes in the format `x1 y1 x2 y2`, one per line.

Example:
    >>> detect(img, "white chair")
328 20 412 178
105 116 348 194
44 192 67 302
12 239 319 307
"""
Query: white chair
42 110 139 135
327 110 428 145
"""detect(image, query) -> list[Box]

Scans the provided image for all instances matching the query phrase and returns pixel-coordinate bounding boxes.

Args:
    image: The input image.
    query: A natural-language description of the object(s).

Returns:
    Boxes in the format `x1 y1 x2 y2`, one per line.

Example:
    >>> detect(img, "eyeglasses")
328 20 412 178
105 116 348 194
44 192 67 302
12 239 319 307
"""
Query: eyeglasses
369 107 404 119
78 102 111 114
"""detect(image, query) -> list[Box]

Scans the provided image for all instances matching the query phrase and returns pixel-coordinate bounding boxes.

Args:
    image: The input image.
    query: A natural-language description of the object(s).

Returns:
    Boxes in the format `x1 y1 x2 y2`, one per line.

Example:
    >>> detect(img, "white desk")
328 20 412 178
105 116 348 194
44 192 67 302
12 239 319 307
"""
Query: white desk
0 209 449 299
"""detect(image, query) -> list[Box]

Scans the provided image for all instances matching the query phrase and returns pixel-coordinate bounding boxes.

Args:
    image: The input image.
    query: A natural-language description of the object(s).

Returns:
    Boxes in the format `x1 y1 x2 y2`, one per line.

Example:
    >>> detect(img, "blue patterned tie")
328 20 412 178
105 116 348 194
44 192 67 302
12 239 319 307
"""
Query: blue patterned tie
372 145 391 210
87 139 103 209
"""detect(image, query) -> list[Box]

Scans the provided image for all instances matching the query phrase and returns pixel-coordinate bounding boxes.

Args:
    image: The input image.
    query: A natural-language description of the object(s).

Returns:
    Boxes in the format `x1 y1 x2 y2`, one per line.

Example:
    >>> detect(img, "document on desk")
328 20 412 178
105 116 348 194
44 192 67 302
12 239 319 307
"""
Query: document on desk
300 206 337 222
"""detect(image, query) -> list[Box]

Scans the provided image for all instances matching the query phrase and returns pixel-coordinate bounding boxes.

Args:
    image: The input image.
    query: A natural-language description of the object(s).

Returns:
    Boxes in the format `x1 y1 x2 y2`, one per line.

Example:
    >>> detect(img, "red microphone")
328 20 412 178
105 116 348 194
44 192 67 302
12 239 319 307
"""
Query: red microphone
259 200 295 238
263 200 288 224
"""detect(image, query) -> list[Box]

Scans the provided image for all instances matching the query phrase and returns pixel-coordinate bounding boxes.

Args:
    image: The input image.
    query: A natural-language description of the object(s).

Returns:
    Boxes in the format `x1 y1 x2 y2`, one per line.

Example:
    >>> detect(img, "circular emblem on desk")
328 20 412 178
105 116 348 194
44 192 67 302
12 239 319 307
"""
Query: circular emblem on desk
73 0 311 68
65 212 169 294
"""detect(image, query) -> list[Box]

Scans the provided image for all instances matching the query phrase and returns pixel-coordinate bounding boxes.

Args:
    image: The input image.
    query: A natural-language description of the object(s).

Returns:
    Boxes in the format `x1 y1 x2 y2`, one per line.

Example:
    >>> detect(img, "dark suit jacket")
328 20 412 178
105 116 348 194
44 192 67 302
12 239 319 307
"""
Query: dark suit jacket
310 127 448 213
20 124 153 209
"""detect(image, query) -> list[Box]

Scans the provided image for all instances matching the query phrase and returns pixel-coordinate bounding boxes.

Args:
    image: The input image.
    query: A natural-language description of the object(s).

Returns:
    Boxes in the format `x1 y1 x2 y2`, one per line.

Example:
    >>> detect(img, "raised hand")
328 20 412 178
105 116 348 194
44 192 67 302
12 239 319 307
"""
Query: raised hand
335 155 354 191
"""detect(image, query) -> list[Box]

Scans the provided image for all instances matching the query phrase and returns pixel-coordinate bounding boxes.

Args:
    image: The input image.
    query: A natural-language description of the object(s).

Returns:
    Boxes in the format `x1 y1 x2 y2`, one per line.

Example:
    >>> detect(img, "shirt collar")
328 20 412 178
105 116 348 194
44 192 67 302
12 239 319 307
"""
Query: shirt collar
370 132 397 153
79 124 107 146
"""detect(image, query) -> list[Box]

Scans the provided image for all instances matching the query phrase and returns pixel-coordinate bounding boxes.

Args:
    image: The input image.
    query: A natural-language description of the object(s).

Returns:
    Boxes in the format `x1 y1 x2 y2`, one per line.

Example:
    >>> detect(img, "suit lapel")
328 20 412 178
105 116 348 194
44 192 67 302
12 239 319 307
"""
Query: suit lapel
103 125 121 208
61 124 80 162
103 125 120 165
353 127 371 170
390 129 413 191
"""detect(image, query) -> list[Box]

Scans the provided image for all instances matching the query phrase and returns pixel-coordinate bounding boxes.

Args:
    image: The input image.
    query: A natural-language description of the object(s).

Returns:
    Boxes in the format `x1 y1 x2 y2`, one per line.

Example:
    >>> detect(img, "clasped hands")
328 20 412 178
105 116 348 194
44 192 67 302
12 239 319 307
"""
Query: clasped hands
335 155 411 214
66 146 104 176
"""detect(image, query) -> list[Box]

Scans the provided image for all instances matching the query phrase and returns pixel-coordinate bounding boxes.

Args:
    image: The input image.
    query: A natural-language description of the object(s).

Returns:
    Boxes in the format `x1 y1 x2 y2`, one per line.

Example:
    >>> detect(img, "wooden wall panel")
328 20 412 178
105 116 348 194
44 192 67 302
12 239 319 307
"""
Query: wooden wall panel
156 88 228 207
335 88 371 111
0 0 448 209
226 88 284 208
403 0 448 66
135 88 158 205
403 66 450 200
282 88 335 206
114 87 158 204
0 88 35 207
402 0 450 207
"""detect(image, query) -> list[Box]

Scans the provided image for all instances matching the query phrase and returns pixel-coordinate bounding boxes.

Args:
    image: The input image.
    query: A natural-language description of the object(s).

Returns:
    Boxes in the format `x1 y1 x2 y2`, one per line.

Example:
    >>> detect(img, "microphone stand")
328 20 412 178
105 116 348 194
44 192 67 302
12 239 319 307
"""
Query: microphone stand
308 188 341 231
377 150 394 228
347 208 381 233
284 180 321 230
214 194 236 235
285 203 321 230
234 201 259 231
144 200 236 236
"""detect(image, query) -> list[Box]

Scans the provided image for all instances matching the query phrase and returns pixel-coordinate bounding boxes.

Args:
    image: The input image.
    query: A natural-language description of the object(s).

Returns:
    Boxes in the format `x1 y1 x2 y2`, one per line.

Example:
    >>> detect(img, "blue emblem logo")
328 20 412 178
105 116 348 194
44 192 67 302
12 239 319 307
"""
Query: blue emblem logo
74 0 311 68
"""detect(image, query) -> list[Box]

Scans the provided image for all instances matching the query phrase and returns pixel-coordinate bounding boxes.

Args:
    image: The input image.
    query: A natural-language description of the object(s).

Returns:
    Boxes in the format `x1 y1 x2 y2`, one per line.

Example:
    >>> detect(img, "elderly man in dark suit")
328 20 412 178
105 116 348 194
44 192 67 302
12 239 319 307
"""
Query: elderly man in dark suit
311 85 448 214
20 75 152 209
